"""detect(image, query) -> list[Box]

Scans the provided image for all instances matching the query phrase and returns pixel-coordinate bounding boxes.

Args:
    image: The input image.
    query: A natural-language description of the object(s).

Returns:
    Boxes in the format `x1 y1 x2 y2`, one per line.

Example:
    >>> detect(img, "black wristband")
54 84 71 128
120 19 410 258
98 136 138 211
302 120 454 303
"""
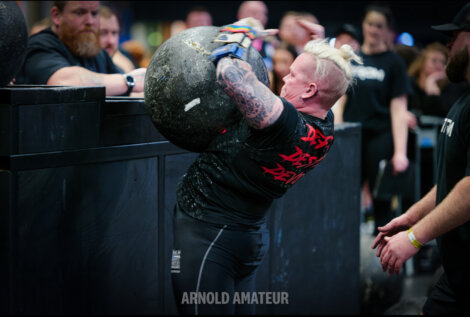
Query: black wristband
123 74 135 95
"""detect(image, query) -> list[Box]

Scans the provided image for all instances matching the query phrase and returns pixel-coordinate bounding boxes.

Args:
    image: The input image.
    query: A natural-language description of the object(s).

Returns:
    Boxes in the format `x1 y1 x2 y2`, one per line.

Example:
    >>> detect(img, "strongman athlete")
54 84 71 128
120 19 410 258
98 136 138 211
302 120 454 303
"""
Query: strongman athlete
172 19 362 315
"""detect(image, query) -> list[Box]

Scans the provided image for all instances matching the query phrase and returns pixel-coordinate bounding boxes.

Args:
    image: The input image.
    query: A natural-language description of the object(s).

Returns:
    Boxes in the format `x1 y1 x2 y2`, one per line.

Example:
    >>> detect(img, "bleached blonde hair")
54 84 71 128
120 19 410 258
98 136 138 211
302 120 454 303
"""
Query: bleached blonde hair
303 38 362 98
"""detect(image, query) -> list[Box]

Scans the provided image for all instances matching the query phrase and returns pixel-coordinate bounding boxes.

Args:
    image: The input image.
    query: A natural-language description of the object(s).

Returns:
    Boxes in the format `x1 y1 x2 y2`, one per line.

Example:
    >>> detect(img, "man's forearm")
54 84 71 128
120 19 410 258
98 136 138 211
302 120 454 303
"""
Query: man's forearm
47 66 127 96
406 185 437 225
413 176 470 244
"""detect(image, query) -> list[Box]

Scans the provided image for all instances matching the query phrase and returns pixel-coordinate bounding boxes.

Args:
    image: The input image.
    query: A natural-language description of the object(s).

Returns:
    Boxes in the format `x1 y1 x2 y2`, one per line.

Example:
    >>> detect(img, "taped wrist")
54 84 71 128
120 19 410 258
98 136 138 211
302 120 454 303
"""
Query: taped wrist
209 43 246 64
209 24 256 64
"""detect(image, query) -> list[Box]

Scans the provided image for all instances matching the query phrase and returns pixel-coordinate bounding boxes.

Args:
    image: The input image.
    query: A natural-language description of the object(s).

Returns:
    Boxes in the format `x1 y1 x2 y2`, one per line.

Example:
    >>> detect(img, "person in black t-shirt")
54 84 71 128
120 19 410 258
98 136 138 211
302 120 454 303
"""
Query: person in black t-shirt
333 4 411 232
17 1 146 96
172 18 362 315
372 3 470 314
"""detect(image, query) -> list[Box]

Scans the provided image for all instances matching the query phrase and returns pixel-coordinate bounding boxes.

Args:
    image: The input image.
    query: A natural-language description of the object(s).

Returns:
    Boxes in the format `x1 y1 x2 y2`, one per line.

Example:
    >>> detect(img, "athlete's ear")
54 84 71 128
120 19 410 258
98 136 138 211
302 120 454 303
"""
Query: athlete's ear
302 82 318 99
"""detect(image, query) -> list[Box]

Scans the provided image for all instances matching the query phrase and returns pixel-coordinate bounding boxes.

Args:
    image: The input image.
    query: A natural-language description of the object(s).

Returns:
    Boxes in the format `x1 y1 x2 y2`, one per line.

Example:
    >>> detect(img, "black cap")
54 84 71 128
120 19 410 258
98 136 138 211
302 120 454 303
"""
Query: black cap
432 2 470 34
334 23 360 42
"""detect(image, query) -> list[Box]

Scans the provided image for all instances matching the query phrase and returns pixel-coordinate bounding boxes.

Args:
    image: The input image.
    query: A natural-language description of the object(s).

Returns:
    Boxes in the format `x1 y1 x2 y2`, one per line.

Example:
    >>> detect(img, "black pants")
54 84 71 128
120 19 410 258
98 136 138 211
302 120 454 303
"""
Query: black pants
171 205 269 315
362 130 394 192
423 271 470 314
362 130 395 230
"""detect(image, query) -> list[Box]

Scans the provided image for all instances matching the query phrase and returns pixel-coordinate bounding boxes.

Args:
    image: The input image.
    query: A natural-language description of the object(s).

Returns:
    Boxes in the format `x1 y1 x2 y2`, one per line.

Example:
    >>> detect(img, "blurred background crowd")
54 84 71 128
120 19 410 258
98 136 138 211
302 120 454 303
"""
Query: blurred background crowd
17 1 463 68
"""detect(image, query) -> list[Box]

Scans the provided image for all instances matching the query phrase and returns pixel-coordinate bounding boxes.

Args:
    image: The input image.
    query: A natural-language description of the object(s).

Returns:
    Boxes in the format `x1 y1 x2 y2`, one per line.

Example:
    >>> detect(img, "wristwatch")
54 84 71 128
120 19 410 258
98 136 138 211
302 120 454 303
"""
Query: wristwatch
123 74 135 95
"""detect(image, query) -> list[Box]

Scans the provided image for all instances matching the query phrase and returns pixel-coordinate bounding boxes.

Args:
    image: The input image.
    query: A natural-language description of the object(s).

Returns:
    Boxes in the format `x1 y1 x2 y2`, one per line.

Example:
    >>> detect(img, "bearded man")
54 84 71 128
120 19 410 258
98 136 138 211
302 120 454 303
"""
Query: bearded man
372 2 470 314
17 1 145 96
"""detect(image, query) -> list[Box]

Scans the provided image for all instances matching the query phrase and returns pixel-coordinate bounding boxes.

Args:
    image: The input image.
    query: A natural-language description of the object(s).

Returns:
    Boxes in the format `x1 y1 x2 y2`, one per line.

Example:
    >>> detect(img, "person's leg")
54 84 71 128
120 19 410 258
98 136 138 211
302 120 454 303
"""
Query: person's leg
234 271 257 315
362 181 373 213
422 271 462 315
172 206 236 315
233 225 270 315
363 132 394 232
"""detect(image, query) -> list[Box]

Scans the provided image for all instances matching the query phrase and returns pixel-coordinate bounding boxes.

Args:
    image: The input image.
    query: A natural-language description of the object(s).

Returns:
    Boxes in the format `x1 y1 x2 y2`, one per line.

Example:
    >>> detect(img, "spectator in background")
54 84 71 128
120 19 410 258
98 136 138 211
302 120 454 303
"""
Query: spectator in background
394 43 420 69
279 11 323 55
237 1 276 73
121 40 151 68
99 5 136 73
169 7 213 41
333 23 361 52
330 24 361 120
408 42 468 119
17 1 146 96
29 17 52 36
393 44 421 131
237 1 268 27
385 24 397 50
185 6 213 28
170 19 187 37
270 42 297 94
333 4 411 231
407 42 468 197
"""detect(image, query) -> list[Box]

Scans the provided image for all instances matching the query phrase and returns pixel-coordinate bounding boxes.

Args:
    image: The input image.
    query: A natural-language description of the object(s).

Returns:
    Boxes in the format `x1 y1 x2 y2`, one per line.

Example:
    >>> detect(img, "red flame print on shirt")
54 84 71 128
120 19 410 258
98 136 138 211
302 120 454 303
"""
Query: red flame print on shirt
261 124 333 185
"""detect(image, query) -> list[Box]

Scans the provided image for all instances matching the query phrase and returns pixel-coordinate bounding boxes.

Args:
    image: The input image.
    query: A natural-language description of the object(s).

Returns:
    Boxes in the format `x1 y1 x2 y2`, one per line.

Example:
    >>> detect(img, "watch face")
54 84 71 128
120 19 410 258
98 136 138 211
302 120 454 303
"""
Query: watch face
126 75 135 86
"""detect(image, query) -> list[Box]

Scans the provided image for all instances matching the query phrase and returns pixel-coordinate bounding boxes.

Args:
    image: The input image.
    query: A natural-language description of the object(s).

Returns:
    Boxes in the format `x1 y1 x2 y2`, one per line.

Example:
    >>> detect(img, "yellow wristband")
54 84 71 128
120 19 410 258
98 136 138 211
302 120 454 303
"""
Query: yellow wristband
407 228 424 249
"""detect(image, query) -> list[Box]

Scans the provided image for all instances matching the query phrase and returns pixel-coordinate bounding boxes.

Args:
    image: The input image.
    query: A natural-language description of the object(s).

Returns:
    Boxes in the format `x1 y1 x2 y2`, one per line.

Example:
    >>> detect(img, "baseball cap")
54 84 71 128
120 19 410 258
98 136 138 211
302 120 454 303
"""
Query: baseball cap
432 2 470 34
334 23 361 42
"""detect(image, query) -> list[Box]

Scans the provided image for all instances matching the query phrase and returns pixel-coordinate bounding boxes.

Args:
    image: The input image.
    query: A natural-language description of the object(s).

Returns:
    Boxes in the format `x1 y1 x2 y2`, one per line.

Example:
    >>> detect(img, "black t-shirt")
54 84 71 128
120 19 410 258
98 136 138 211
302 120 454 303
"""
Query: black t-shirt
177 98 335 228
435 88 470 302
17 27 121 84
344 50 410 133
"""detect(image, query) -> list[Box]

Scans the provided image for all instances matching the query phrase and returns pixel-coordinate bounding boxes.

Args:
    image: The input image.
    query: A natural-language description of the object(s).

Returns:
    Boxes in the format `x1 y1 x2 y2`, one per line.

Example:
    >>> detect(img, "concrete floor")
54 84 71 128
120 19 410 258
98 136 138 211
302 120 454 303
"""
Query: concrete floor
383 273 435 315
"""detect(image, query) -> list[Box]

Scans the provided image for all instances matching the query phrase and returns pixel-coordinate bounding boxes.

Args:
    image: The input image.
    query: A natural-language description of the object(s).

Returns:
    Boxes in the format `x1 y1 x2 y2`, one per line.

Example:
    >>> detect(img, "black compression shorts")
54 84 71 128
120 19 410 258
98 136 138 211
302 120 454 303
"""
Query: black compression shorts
171 205 269 315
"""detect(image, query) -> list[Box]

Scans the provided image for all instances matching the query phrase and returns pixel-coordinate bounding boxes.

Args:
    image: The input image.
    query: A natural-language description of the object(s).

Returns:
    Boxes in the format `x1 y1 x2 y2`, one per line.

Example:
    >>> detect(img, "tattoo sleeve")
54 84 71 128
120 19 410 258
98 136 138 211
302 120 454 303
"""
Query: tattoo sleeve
217 57 283 129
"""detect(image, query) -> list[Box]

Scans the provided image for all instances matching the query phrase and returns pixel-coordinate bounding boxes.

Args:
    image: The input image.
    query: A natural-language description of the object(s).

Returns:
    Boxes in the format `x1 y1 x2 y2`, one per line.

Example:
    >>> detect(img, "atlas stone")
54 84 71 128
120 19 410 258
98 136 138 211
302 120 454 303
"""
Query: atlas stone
144 26 269 152
0 1 28 86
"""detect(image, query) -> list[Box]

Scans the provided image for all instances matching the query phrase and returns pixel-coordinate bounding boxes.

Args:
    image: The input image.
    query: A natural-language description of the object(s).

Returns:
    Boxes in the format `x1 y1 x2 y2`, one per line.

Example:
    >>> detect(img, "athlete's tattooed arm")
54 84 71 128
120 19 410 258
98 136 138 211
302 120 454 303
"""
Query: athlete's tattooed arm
216 57 284 129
